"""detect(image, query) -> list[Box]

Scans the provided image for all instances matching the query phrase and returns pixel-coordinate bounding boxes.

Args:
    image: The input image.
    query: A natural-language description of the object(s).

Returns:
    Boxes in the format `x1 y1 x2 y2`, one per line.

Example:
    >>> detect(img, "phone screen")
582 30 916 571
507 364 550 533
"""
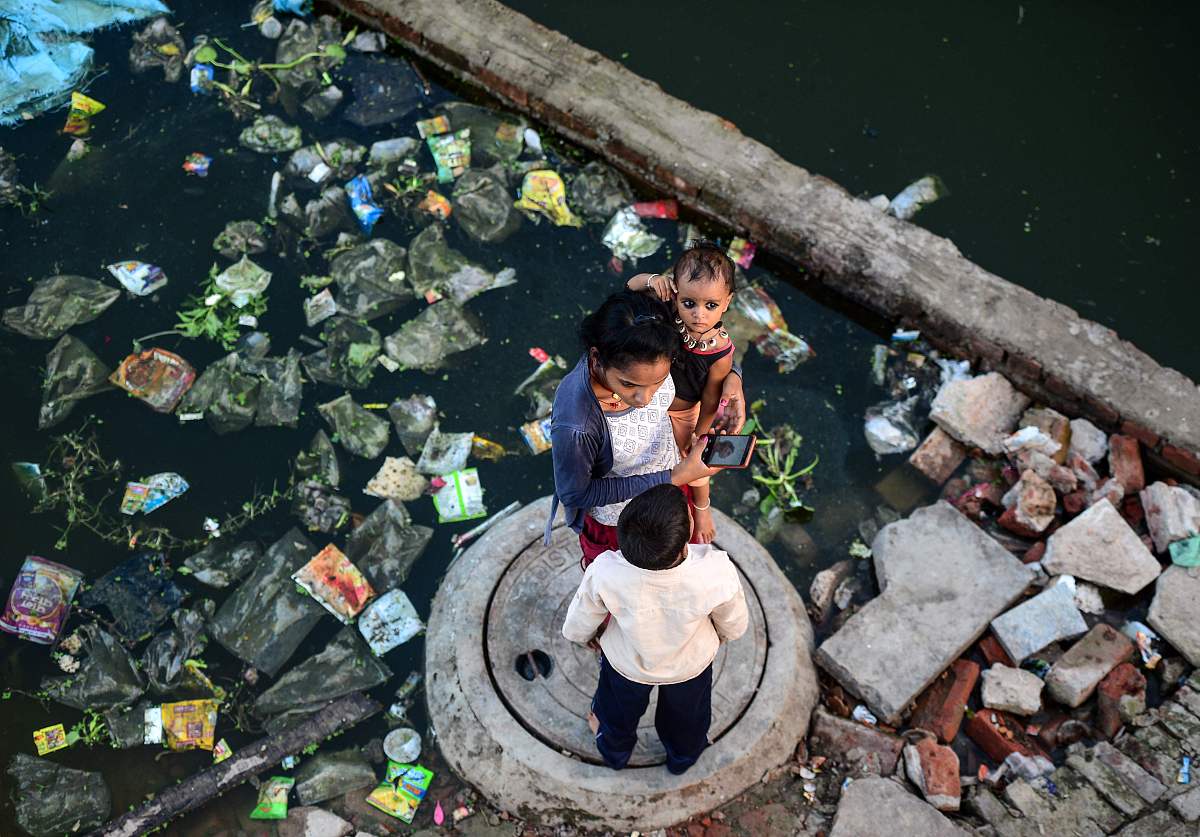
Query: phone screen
703 434 754 467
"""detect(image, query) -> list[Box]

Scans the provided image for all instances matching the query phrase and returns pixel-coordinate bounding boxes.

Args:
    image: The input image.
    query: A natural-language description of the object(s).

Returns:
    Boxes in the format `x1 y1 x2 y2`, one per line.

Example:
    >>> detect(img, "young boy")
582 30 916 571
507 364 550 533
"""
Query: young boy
561 483 748 774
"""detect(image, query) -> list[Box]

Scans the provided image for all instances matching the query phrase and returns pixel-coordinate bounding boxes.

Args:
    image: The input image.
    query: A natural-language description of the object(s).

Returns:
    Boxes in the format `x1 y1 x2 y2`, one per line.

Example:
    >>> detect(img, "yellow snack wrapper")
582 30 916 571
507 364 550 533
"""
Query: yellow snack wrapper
63 92 106 136
513 170 581 227
161 699 218 751
33 723 70 755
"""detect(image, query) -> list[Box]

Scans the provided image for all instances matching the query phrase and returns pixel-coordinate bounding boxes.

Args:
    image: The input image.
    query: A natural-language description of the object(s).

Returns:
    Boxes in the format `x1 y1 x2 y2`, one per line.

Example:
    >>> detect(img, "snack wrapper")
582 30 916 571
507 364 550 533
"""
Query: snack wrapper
292 544 375 623
520 417 553 455
418 190 452 219
514 170 581 227
427 129 470 183
63 92 105 136
366 762 433 823
33 724 70 755
249 776 294 819
432 468 486 523
346 175 383 233
0 556 83 644
726 237 757 269
161 699 218 751
107 261 168 296
415 115 450 138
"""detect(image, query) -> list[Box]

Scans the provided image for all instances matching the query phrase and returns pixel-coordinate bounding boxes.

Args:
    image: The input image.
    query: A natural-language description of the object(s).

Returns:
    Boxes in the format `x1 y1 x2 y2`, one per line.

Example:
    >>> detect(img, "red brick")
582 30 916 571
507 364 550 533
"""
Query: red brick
1083 394 1119 427
1063 489 1088 516
965 709 1047 764
909 427 969 485
1120 495 1145 529
1120 420 1161 450
1022 541 1046 565
910 659 980 743
1004 352 1043 383
1108 434 1145 495
808 708 904 774
1162 443 1200 478
1096 662 1146 740
1042 371 1080 402
997 506 1042 539
978 634 1015 668
904 737 961 812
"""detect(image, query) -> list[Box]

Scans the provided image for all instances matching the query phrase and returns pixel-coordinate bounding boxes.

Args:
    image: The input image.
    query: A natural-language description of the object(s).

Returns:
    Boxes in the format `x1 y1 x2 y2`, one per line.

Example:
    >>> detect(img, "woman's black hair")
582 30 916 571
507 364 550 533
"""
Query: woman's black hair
579 289 678 370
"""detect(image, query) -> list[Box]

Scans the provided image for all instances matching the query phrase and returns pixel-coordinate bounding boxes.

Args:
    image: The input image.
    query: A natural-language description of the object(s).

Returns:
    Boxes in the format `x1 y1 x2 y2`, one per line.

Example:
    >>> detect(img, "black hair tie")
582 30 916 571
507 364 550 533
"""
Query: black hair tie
632 314 661 325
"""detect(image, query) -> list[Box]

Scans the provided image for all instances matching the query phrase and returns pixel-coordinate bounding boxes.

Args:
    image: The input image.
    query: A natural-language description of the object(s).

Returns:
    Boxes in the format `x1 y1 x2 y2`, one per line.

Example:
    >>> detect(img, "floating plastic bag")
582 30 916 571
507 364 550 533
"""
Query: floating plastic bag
602 206 662 261
295 749 377 805
190 63 214 93
417 428 473 475
177 353 259 434
184 539 261 589
427 129 470 183
250 776 294 820
142 603 212 693
292 544 375 623
568 160 634 224
295 430 342 487
120 472 189 515
433 468 486 523
239 114 303 154
80 552 184 641
863 397 921 455
369 136 421 169
291 479 352 533
0 556 82 644
383 301 486 372
302 316 382 389
254 628 390 721
724 285 815 372
42 623 145 710
182 151 211 176
366 762 433 823
347 174 384 233
305 288 338 326
346 500 433 590
406 222 513 304
341 55 424 127
39 335 110 429
330 238 411 319
128 17 184 81
63 91 105 136
162 698 218 751
242 349 303 427
359 589 423 655
318 393 390 459
384 727 421 762
214 256 272 308
452 169 521 242
7 754 111 837
388 394 438 456
365 456 427 502
514 169 581 227
110 347 195 412
514 355 568 420
434 102 526 165
107 260 167 296
213 219 268 260
2 274 119 340
209 528 324 677
888 175 948 221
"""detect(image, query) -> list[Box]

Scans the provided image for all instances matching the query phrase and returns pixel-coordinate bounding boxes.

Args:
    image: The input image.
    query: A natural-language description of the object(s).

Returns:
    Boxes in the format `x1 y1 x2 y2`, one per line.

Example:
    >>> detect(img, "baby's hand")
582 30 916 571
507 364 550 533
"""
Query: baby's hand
645 272 677 301
693 506 716 543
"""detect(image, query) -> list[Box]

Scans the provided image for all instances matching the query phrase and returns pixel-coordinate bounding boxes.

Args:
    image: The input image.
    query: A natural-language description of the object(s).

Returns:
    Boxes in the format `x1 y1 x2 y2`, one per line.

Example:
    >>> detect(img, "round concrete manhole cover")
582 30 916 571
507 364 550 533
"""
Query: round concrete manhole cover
486 526 768 766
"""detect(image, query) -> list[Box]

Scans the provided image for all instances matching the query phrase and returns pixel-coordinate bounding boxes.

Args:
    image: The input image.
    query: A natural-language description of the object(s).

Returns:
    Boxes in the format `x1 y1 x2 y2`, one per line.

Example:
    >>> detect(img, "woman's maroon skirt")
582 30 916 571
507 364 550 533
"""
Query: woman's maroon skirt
577 484 699 571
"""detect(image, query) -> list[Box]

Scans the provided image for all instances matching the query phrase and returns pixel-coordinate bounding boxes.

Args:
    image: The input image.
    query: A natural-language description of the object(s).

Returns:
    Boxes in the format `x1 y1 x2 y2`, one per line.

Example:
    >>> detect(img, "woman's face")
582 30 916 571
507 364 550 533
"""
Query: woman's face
593 354 671 408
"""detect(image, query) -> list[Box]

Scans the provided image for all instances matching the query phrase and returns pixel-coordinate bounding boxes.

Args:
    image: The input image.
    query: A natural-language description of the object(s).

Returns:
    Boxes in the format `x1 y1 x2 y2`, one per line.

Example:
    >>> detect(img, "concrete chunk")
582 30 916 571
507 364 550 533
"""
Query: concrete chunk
1148 565 1200 667
1045 624 1134 708
830 777 970 837
990 579 1087 663
1069 418 1109 464
1093 740 1167 804
1042 501 1162 594
930 373 1031 455
1066 746 1147 817
808 707 904 774
1140 481 1200 554
815 503 1035 724
1170 785 1200 822
981 664 1044 715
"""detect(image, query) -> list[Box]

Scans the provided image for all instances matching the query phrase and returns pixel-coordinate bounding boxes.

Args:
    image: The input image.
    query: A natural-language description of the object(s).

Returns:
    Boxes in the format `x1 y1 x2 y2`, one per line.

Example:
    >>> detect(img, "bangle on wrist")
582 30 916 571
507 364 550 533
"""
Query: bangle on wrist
646 273 659 290
692 501 711 511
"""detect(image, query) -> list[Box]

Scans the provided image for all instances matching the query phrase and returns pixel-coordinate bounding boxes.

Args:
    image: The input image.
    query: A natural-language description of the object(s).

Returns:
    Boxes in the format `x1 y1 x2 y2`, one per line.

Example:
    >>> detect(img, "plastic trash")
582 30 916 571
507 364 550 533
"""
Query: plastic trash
274 0 311 14
7 754 111 837
142 603 212 693
0 556 83 644
305 288 338 326
888 175 948 221
416 115 450 138
406 222 514 304
302 316 382 389
41 623 146 710
722 285 816 373
727 238 757 269
341 55 425 127
250 776 295 820
111 347 196 412
450 501 521 558
863 397 921 455
383 300 486 372
161 698 218 751
452 169 521 243
427 129 471 183
119 472 189 515
433 468 486 523
851 705 878 726
213 220 268 260
177 349 302 432
369 136 421 169
182 152 211 176
80 552 184 641
254 628 391 725
214 256 272 308
293 544 375 623
213 738 233 762
515 355 568 420
1169 535 1200 568
184 539 262 588
107 260 167 296
302 84 343 119
294 749 377 805
384 727 422 763
567 161 634 224
239 114 303 154
521 417 553 454
190 63 214 94
143 705 163 744
2 274 119 340
514 169 581 227
33 723 70 755
417 428 473 475
388 394 438 456
345 500 433 591
210 528 324 677
365 456 428 502
329 238 412 320
39 335 111 429
347 174 384 233
432 102 526 165
318 393 390 459
295 430 342 487
632 199 679 220
1180 755 1192 785
291 479 352 533
359 590 423 655
63 91 105 136
366 762 433 823
602 206 663 261
128 17 184 81
11 462 47 500
892 329 921 342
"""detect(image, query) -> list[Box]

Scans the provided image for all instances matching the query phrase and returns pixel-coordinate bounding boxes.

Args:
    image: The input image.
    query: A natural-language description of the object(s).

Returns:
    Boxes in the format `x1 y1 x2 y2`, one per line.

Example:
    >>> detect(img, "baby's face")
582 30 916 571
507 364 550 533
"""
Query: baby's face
676 280 732 334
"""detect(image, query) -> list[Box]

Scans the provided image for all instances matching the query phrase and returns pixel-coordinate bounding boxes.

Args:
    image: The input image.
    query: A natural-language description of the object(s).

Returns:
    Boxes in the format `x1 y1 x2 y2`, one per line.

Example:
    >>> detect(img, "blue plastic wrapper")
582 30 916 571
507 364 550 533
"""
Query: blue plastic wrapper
190 64 214 94
347 175 383 234
273 0 312 15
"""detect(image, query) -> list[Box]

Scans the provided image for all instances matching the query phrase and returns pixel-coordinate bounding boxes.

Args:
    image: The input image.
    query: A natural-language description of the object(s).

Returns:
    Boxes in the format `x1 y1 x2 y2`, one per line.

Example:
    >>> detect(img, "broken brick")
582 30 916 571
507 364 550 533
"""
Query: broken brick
965 709 1047 764
1120 495 1145 529
1120 419 1161 450
903 736 961 811
1161 443 1200 478
909 427 969 485
1108 434 1145 496
909 659 980 744
1096 662 1147 739
997 506 1042 539
978 634 1015 668
1021 541 1046 565
1063 489 1088 516
808 707 903 774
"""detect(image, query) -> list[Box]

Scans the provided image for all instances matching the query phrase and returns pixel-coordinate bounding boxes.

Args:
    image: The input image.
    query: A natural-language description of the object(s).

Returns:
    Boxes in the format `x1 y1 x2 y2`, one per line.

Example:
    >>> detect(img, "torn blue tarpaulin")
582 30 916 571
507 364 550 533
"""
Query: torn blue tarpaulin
0 0 169 126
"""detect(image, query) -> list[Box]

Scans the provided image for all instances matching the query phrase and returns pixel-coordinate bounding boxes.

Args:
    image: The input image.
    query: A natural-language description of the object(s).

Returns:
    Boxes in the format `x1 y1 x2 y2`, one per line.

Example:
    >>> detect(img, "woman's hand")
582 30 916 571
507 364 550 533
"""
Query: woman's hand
671 441 719 485
693 506 716 543
713 374 746 434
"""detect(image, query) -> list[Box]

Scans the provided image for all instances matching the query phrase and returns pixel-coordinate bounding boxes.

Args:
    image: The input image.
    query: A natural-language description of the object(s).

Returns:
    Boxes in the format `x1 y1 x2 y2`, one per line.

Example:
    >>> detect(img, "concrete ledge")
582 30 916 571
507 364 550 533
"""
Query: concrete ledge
332 0 1200 475
425 497 819 830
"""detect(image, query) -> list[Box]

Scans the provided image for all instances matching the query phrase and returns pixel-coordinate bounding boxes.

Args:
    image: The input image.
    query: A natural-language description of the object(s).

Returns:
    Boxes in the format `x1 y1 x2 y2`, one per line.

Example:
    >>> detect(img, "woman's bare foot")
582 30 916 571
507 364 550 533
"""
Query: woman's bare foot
587 711 600 735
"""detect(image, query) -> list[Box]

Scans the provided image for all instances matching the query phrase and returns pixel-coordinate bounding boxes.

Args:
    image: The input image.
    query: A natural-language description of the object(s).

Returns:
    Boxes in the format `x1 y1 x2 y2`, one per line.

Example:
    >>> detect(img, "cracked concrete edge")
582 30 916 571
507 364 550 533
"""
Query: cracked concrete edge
425 497 819 831
330 0 1200 474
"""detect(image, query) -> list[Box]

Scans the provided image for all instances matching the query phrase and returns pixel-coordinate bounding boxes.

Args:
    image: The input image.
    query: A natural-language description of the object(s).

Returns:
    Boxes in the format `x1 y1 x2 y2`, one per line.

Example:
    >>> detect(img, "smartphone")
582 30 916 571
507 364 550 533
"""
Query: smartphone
701 434 757 468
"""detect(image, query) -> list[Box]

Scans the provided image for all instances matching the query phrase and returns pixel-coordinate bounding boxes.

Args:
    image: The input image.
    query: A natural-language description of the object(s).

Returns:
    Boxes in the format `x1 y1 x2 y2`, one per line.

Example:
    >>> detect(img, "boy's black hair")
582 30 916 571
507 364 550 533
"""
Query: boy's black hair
579 289 679 371
673 241 736 293
617 484 691 570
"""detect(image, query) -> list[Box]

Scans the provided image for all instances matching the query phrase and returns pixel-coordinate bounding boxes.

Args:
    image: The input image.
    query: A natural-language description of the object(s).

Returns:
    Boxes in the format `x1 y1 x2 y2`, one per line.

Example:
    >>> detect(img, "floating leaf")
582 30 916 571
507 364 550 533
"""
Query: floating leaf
193 45 217 64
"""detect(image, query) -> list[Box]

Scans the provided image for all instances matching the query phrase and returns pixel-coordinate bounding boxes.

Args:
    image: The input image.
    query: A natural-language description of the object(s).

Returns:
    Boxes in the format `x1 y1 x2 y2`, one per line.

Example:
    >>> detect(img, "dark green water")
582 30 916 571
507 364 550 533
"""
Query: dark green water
0 3 936 832
505 0 1200 381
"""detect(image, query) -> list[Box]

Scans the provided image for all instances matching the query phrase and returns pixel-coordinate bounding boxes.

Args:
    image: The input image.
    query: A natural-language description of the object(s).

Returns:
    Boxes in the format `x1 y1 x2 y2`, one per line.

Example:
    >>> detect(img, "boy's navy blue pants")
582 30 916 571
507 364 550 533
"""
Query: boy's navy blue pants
591 654 712 775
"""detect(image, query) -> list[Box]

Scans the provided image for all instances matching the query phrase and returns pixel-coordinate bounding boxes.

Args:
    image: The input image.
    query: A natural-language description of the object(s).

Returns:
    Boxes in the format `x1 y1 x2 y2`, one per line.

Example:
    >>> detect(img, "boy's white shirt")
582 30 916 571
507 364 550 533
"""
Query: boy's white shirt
561 543 749 685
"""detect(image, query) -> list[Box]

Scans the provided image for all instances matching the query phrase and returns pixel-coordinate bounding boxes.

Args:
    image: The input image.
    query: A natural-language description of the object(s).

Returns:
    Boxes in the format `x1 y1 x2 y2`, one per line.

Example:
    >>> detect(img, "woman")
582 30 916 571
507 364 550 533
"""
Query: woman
547 289 746 564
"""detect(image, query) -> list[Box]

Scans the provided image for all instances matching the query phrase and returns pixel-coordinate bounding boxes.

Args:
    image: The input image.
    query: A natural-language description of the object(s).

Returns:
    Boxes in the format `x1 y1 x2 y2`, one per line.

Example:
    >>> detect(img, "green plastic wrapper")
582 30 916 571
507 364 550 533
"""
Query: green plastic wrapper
249 776 294 819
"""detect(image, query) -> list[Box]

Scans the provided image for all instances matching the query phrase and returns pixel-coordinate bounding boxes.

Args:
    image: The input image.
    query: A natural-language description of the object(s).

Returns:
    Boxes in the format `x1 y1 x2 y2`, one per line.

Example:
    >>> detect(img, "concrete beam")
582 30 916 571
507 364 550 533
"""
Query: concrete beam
331 0 1200 472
